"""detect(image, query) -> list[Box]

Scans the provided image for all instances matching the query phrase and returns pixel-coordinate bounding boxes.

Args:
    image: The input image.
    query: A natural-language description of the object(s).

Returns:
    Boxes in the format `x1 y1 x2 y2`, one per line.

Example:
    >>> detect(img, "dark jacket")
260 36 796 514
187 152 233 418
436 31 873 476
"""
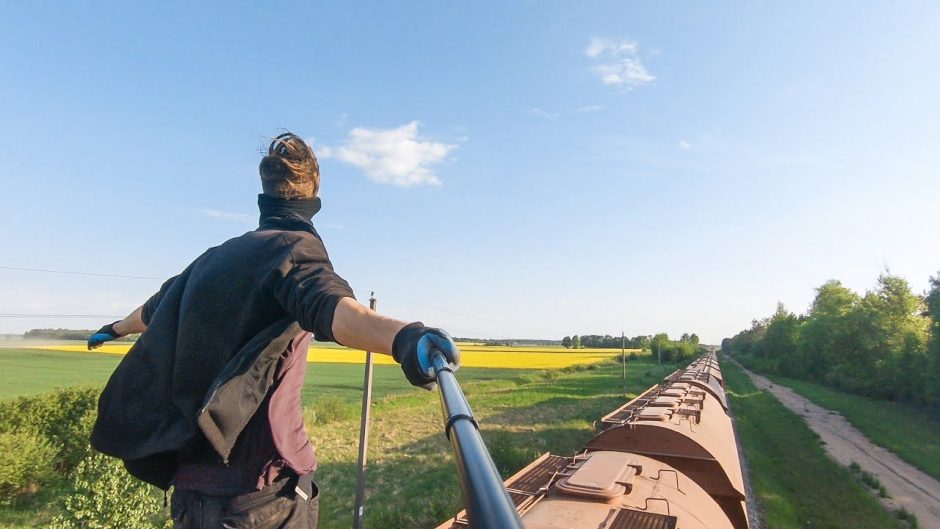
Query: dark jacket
91 198 354 489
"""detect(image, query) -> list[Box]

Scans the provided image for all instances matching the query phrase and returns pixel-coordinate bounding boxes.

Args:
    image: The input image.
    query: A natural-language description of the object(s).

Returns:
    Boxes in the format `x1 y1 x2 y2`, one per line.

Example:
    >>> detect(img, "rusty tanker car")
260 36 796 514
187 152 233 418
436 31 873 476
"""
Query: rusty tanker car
433 352 748 529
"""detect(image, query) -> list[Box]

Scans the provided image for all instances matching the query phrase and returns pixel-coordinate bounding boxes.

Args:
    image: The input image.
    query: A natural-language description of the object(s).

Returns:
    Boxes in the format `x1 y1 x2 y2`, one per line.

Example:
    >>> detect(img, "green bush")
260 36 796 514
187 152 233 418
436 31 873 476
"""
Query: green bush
0 386 99 470
0 431 57 503
895 508 919 528
50 453 165 529
311 395 353 425
487 431 541 477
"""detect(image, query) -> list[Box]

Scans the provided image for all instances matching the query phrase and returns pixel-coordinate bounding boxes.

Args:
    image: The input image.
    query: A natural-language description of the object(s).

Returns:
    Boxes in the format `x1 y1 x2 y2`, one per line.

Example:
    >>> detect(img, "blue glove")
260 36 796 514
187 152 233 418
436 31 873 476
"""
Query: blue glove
392 323 461 390
87 321 123 350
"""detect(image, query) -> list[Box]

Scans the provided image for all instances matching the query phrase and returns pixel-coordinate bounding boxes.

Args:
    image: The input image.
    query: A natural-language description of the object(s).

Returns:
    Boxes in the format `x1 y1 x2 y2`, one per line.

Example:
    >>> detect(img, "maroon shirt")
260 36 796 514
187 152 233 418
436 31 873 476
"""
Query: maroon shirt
174 332 316 495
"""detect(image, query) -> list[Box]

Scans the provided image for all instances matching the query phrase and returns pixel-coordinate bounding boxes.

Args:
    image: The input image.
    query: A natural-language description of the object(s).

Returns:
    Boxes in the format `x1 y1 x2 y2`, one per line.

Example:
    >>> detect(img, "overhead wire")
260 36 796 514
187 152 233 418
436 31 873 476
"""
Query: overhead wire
0 265 555 339
0 266 162 280
0 314 125 319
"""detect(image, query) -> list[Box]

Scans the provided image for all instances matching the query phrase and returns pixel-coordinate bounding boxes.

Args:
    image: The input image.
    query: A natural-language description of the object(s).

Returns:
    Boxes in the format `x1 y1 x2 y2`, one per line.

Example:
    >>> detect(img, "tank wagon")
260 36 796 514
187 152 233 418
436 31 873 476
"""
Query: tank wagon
586 353 748 529
433 352 748 529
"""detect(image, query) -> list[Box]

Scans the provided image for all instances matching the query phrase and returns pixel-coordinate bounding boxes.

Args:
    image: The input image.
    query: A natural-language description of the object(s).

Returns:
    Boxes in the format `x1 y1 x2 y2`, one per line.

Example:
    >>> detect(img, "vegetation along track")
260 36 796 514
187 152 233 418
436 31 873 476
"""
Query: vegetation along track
731 358 940 528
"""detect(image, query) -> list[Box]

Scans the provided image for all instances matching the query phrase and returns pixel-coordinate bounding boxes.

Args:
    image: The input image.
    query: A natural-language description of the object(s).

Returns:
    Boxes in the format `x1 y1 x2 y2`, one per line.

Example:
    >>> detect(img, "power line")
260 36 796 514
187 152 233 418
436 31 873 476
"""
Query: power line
373 290 557 339
0 267 554 339
0 313 124 319
0 266 161 280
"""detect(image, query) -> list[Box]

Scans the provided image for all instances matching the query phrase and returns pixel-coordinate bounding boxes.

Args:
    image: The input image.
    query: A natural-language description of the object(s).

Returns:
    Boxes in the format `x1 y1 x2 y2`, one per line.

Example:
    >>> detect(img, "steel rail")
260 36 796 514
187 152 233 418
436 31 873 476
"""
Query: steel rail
430 351 524 529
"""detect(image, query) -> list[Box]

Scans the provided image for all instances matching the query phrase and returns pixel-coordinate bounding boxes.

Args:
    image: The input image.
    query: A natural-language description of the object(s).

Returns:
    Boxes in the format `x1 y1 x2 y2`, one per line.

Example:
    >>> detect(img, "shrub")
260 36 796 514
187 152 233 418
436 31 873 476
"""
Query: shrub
0 386 99 471
487 431 541 477
50 453 165 529
539 370 559 381
0 431 57 503
311 395 353 425
895 508 919 528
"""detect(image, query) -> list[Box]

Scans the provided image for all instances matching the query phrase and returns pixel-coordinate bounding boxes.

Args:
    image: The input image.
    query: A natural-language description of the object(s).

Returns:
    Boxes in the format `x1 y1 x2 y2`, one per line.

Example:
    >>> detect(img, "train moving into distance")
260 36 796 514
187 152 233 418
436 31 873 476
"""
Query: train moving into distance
434 352 749 529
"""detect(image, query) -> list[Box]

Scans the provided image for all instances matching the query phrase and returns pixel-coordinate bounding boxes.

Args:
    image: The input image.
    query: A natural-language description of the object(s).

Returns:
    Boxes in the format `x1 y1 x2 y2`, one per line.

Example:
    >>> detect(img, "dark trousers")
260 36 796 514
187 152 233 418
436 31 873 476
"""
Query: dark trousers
171 475 319 529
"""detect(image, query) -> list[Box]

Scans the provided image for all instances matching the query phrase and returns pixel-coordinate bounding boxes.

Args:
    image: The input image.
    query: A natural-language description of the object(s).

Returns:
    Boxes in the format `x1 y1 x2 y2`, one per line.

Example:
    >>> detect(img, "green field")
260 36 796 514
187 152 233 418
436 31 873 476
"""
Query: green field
0 347 520 403
722 359 906 529
0 346 678 528
0 348 123 400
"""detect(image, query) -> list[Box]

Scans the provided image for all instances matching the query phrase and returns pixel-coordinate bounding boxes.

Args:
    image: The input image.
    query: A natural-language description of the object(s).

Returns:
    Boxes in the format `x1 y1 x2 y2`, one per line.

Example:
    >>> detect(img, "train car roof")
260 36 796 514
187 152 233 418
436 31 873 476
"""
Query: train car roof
434 451 735 529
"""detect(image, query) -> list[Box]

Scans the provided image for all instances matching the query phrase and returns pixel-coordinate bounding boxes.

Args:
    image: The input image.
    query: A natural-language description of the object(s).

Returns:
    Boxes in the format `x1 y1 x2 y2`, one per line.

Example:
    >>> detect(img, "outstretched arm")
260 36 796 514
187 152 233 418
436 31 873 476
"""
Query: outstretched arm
330 297 406 355
87 305 147 350
330 297 461 390
86 274 177 350
113 305 147 335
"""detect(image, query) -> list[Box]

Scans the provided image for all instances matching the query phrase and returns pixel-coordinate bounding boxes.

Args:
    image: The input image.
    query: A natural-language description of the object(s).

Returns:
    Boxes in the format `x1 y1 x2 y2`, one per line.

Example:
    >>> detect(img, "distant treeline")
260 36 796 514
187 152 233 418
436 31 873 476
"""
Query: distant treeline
23 328 135 342
723 272 940 411
453 338 561 347
563 333 706 362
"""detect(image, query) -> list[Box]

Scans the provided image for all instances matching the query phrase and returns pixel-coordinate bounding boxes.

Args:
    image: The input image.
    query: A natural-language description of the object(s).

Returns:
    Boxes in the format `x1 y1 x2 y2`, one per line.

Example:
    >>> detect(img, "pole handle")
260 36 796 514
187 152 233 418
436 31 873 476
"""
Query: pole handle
428 348 524 529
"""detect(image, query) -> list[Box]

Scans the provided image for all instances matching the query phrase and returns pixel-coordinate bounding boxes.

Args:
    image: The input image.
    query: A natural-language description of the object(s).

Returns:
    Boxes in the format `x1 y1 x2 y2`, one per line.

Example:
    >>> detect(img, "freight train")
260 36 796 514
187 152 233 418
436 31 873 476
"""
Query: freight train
433 352 749 529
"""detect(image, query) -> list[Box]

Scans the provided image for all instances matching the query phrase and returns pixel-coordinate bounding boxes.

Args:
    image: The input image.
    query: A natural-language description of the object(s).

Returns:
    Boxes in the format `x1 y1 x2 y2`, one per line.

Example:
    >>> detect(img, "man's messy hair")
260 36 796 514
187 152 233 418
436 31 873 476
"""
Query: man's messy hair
259 132 319 199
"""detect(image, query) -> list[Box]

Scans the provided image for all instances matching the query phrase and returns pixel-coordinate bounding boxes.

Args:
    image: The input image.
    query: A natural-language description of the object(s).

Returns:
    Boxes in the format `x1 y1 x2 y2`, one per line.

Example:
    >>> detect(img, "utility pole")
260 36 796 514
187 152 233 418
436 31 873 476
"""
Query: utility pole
353 293 377 529
621 331 626 397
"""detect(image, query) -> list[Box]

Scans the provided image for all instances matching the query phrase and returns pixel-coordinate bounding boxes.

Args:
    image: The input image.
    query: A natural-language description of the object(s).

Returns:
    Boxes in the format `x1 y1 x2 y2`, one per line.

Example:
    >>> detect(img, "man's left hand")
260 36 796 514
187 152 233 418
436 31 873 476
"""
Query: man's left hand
87 322 124 350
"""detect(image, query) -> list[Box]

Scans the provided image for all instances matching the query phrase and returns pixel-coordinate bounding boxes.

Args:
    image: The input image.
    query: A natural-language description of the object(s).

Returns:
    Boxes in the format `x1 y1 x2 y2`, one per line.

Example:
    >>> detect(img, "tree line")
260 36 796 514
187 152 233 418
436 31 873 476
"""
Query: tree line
562 333 705 362
23 328 135 342
723 272 940 412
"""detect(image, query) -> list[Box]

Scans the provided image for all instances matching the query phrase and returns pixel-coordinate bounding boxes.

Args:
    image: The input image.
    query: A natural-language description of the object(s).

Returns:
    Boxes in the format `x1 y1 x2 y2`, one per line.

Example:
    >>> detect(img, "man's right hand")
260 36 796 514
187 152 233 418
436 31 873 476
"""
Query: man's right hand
87 322 124 350
392 322 461 390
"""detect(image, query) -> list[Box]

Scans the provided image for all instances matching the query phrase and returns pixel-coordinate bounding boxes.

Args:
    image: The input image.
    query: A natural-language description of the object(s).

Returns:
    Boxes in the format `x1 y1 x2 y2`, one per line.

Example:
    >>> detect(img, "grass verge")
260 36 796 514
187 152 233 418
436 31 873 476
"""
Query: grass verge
722 359 905 529
766 374 940 483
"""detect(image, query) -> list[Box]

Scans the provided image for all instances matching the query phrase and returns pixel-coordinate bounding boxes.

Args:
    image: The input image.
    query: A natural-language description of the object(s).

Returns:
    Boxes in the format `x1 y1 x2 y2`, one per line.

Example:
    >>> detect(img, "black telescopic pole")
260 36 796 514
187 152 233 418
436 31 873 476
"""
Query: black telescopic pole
430 352 524 529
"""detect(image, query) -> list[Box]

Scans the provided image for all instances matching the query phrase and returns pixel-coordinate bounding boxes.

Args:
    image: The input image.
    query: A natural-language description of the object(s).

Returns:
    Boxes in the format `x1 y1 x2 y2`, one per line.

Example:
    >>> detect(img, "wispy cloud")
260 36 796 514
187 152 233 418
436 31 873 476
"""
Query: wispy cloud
322 121 455 187
585 37 655 90
529 107 560 119
202 209 254 223
679 140 691 151
576 104 605 113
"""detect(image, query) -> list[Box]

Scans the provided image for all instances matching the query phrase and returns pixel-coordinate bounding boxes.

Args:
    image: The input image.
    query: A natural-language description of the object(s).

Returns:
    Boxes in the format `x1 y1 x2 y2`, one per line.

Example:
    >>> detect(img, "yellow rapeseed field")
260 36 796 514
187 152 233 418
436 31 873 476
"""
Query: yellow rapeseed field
31 343 639 370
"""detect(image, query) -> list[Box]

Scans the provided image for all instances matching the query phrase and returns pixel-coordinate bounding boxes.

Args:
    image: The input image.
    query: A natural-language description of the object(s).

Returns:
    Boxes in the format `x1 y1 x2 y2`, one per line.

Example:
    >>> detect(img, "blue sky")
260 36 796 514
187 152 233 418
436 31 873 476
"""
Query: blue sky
1 2 938 343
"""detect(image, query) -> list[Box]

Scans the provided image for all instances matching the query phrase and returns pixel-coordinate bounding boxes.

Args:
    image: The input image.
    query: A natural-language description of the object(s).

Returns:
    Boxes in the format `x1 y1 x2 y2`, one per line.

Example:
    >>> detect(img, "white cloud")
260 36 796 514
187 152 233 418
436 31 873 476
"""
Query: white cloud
585 37 655 90
576 104 605 113
202 209 254 223
529 107 560 119
679 140 691 151
328 121 455 187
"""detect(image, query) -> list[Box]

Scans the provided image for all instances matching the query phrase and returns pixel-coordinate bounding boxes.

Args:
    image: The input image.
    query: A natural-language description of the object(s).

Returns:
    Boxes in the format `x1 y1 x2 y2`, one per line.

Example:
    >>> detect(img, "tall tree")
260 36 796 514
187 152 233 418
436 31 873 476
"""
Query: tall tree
925 272 940 413
854 273 929 399
800 280 860 372
561 336 572 349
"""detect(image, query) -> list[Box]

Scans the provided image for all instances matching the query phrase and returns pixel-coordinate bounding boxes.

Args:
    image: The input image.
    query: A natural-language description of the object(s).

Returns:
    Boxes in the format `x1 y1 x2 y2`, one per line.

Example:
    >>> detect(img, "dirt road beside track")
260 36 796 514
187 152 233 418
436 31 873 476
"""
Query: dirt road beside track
733 361 940 529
